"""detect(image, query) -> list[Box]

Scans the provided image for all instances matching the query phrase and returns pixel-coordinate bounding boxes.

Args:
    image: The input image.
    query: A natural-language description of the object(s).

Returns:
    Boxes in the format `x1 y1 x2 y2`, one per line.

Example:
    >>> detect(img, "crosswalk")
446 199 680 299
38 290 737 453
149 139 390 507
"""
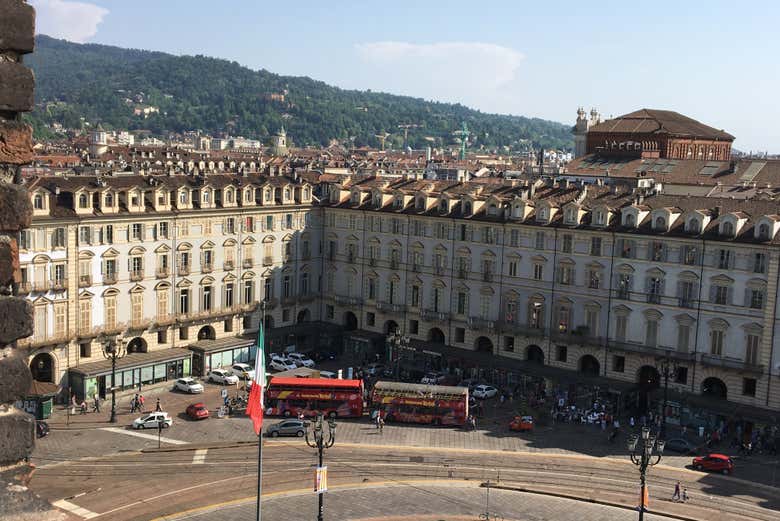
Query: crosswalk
52 499 98 519
100 426 188 445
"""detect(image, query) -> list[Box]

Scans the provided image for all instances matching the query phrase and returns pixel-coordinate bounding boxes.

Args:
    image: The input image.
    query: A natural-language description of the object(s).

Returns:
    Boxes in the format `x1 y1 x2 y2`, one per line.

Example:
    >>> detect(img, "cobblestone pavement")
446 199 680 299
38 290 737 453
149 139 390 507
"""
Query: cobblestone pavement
34 379 780 489
167 483 673 521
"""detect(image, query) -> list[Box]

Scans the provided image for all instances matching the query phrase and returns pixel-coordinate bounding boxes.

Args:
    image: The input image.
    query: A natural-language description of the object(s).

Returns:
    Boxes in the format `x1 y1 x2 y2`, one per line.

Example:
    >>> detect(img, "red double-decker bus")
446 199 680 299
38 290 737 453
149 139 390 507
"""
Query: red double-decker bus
265 377 364 419
371 381 468 426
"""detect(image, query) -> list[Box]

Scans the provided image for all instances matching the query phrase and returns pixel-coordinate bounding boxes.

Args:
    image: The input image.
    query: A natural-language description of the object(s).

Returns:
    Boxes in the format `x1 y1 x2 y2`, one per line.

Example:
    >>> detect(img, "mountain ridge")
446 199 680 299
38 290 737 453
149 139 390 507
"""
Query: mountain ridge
25 35 573 151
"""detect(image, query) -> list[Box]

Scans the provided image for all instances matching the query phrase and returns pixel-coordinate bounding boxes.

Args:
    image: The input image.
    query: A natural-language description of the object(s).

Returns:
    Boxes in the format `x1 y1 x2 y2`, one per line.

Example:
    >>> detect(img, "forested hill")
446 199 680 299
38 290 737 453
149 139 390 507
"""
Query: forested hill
26 35 572 150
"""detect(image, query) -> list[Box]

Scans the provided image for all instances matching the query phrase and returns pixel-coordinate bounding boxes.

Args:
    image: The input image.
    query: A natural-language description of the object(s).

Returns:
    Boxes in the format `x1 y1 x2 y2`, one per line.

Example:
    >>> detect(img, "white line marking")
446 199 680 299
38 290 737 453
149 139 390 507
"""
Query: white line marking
52 499 99 519
192 449 208 464
100 427 188 445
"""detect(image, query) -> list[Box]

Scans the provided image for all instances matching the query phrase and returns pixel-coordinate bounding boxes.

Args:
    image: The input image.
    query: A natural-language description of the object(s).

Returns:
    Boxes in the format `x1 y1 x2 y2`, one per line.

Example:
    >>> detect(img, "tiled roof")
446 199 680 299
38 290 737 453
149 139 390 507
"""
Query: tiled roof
588 109 735 140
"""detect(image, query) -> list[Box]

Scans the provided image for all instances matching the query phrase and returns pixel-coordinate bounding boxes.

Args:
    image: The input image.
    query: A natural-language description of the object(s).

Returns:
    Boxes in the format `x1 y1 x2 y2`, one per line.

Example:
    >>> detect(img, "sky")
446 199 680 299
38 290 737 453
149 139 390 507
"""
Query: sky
30 0 780 152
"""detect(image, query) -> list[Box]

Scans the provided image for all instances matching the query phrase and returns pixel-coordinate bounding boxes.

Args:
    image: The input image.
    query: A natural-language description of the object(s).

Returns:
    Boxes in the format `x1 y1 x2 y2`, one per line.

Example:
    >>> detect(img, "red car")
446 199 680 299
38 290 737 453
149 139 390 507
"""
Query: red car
692 453 734 474
185 403 210 420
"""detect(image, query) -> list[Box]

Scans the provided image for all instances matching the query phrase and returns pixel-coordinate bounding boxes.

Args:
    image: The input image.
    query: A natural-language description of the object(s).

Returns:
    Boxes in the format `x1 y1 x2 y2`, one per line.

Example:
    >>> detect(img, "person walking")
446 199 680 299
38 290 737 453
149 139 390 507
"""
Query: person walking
672 481 681 502
155 397 162 412
138 394 145 412
378 417 384 434
682 488 689 503
92 395 100 413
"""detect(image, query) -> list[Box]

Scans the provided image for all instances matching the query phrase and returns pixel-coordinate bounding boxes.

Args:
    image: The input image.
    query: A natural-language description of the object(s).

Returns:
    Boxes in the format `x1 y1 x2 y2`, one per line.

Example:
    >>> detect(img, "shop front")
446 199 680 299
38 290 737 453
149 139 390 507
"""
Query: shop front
344 330 386 367
68 349 192 401
188 336 255 377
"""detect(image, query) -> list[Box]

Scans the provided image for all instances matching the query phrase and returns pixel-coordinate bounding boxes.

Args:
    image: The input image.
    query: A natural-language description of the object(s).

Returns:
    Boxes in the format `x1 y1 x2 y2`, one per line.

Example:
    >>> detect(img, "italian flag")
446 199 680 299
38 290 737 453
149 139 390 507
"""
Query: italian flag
246 322 266 435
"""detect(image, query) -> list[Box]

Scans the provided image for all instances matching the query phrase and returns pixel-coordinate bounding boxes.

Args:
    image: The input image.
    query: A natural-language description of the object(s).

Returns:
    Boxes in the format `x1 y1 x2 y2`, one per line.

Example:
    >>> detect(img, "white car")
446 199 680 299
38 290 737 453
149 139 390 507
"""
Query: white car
319 370 337 379
472 384 498 399
207 369 239 385
132 412 172 429
231 363 256 380
174 377 204 394
287 352 315 368
270 354 297 372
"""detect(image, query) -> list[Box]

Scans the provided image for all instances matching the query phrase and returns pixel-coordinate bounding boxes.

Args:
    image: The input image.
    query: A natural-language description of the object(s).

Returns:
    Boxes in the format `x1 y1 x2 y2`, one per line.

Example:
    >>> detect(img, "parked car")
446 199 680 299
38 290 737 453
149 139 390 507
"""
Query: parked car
270 354 297 372
174 377 204 394
319 370 337 379
266 419 306 438
472 384 498 399
692 453 734 474
207 368 239 385
36 420 49 438
287 352 316 368
421 372 447 385
457 379 481 391
665 438 699 455
509 415 534 432
132 412 173 429
231 363 256 380
364 363 385 376
185 403 210 420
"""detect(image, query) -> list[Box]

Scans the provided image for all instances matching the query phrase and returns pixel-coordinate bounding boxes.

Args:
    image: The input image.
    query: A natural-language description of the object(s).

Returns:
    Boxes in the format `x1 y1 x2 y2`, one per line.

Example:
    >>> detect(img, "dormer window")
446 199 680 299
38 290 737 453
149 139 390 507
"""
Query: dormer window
245 190 252 202
351 192 360 204
537 208 547 222
78 193 88 208
284 188 291 200
416 198 425 210
464 201 473 216
304 188 311 199
654 216 666 230
687 218 701 234
721 221 734 237
373 194 381 207
758 223 771 240
202 190 211 204
264 189 272 202
33 194 43 209
625 213 635 227
225 189 234 203
179 191 188 204
594 211 605 226
565 208 576 224
158 193 167 206
440 200 448 213
131 194 139 207
394 197 403 209
488 204 498 217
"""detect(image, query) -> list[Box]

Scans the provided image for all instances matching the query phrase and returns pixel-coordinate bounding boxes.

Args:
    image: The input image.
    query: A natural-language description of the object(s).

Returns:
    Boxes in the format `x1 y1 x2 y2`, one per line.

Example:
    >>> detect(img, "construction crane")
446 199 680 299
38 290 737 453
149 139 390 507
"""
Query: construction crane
397 124 421 148
453 122 470 160
375 132 391 151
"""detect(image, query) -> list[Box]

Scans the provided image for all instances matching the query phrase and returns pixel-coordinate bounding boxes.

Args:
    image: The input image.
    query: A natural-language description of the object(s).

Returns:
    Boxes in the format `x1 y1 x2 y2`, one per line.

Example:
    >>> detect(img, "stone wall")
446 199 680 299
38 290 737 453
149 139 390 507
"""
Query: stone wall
0 3 61 520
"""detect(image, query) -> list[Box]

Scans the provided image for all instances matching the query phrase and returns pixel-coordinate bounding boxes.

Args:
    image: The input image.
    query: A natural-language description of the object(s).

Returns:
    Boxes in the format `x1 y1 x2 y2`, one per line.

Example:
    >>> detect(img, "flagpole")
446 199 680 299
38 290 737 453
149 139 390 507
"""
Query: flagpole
256 301 265 521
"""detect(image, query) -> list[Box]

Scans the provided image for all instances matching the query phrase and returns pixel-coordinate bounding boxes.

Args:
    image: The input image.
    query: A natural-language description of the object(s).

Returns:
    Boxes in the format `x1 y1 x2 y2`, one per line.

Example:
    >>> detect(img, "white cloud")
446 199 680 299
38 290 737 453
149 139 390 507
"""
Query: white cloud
353 41 524 111
32 0 108 43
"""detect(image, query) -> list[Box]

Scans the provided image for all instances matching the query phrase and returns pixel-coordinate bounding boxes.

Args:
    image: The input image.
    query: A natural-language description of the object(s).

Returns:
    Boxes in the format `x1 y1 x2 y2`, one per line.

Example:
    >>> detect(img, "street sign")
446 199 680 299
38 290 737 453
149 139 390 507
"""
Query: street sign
315 466 327 494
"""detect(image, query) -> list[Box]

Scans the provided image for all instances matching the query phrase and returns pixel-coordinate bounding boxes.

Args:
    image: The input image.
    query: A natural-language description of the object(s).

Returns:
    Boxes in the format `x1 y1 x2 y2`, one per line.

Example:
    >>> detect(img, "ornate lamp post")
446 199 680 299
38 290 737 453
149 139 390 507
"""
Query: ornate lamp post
657 354 679 439
628 426 665 520
386 328 410 381
100 335 127 423
304 413 336 521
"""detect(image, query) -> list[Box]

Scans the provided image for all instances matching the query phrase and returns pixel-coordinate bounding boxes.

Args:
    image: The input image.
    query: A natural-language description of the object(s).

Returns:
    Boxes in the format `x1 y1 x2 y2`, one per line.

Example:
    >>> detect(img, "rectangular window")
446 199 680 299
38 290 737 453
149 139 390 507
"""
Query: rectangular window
225 283 234 307
612 355 625 373
750 289 764 309
533 264 543 280
131 223 142 240
179 327 188 340
562 234 572 253
158 330 168 344
80 343 91 358
54 304 66 336
746 334 760 365
456 292 467 315
508 261 518 277
619 239 634 258
301 273 309 295
714 286 729 305
283 275 291 297
742 378 757 397
718 249 732 269
615 315 627 342
675 367 688 384
104 225 113 244
683 245 698 265
367 278 376 300
282 308 291 323
679 281 695 308
586 308 599 336
410 285 420 307
179 289 190 314
286 214 294 229
326 304 334 319
79 226 92 245
225 218 235 234
510 229 519 247
366 312 375 327
243 281 254 303
157 289 168 318
503 336 515 352
455 327 465 343
710 330 724 356
459 224 467 241
265 215 273 231
158 222 168 239
588 269 601 289
409 319 419 335
677 324 690 352
535 231 545 250
52 227 66 248
556 345 567 362
650 241 665 262
224 319 233 333
203 286 212 311
753 253 767 273
19 230 32 250
645 320 658 347
590 237 602 256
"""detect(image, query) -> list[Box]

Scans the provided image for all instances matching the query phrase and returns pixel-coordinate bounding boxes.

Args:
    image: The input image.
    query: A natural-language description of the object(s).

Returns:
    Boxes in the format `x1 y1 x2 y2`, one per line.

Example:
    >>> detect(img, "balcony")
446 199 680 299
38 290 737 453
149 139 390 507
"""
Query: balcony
156 267 170 278
17 281 32 295
78 275 92 288
223 260 235 271
616 289 631 300
243 258 254 268
468 316 496 332
550 329 605 347
52 278 68 292
609 340 696 361
178 265 190 276
153 314 177 327
646 293 661 305
335 295 363 306
17 332 73 349
678 297 695 309
377 301 406 313
129 270 144 282
421 309 449 323
128 318 152 331
201 263 214 273
498 320 547 339
263 256 274 266
699 353 764 374
103 273 118 285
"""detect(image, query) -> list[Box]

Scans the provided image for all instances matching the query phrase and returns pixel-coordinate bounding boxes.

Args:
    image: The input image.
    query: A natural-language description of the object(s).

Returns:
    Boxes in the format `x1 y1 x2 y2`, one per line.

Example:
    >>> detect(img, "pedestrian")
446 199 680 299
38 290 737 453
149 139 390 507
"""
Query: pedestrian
682 488 689 503
378 417 384 433
93 394 100 413
672 481 681 502
155 397 162 412
629 416 635 428
132 394 139 412
298 411 305 421
139 394 145 412
80 400 87 414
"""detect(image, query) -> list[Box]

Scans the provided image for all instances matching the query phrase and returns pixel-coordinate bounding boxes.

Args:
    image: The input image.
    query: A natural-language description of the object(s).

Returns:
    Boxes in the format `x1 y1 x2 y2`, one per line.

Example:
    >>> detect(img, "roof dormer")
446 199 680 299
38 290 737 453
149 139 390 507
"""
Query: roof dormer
154 188 170 211
718 212 747 238
350 187 366 206
241 186 256 206
175 187 193 210
562 202 584 226
415 193 436 212
222 185 238 208
590 205 612 227
684 209 711 235
535 200 558 224
510 197 534 221
31 189 50 216
621 205 649 228
74 189 92 215
371 188 391 208
755 215 780 241
99 188 118 214
392 191 413 210
650 207 681 232
198 185 214 209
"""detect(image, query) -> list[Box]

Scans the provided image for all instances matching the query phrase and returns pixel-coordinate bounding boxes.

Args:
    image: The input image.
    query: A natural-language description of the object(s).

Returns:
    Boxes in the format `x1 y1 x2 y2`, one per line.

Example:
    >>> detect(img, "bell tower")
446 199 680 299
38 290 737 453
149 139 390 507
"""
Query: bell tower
573 107 588 158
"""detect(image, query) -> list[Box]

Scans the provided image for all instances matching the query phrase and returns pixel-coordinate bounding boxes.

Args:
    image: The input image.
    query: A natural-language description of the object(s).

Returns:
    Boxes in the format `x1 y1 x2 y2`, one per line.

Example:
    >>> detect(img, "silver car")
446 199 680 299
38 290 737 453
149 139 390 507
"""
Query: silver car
266 420 306 438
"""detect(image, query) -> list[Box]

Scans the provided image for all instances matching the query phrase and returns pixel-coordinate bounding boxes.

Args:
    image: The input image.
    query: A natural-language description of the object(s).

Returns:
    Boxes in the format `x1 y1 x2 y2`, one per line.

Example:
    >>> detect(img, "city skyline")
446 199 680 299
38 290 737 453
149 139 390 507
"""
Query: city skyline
30 0 780 153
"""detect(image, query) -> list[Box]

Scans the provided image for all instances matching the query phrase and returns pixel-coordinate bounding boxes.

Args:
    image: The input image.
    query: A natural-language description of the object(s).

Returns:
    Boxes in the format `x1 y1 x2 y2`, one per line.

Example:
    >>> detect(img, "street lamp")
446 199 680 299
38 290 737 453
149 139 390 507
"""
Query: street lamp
304 413 336 521
628 426 665 521
386 328 410 380
657 354 679 438
100 335 127 423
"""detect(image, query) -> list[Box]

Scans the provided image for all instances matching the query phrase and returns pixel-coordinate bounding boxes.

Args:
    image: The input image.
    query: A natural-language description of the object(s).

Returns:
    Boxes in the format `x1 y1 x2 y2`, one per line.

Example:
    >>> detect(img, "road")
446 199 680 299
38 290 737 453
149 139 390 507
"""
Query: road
31 441 779 521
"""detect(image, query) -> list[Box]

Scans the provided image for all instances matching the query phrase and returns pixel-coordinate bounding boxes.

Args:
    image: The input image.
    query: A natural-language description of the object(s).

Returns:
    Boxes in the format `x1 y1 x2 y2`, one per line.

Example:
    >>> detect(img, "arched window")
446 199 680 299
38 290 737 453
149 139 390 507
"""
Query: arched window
104 193 113 207
226 189 234 203
654 216 666 230
687 219 700 233
464 202 472 215
284 188 291 200
758 223 770 240
625 214 635 227
351 192 359 204
78 193 88 208
440 200 448 213
33 194 43 209
303 188 310 199
722 221 734 237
